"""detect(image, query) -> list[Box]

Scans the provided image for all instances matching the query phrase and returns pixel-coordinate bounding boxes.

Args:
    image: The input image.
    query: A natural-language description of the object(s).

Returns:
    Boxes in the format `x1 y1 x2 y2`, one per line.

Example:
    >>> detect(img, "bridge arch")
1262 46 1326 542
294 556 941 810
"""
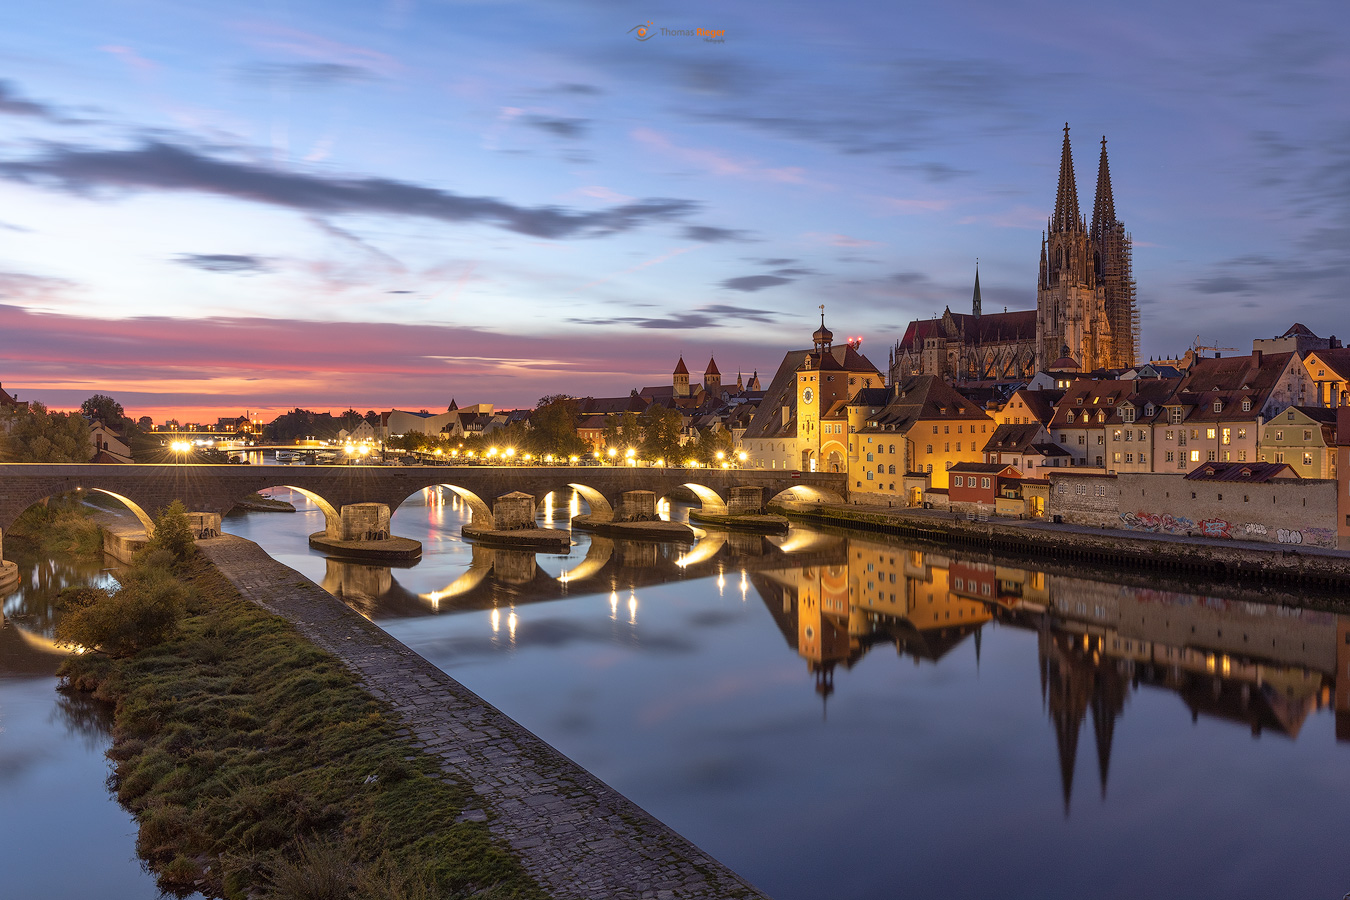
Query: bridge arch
768 484 846 507
567 483 613 522
439 485 495 531
241 484 342 537
87 489 156 534
678 483 728 516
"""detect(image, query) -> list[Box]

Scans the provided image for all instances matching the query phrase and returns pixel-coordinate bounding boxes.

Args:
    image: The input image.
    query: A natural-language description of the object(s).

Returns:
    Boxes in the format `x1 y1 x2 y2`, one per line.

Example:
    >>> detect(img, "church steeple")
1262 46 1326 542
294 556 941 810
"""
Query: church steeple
1051 123 1082 233
1090 136 1116 242
971 262 982 319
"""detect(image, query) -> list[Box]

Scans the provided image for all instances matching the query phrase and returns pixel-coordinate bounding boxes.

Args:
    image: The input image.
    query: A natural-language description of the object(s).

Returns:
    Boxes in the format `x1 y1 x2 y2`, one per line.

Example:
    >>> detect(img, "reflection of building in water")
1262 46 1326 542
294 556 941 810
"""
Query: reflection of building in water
752 540 1350 812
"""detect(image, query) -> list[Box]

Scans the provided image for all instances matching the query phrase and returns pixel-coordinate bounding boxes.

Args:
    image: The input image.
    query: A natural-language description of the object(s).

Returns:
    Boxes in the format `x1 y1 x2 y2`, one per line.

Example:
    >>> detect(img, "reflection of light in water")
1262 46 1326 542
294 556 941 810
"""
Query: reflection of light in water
543 493 554 525
508 609 517 643
656 498 670 522
740 570 748 600
610 590 619 620
628 590 637 625
717 569 725 597
569 492 581 519
490 607 500 633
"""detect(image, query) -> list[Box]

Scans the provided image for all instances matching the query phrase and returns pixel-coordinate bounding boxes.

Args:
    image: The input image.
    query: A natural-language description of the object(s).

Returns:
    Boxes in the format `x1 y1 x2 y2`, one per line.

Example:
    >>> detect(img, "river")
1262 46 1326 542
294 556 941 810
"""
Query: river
3 477 1347 899
221 482 1349 900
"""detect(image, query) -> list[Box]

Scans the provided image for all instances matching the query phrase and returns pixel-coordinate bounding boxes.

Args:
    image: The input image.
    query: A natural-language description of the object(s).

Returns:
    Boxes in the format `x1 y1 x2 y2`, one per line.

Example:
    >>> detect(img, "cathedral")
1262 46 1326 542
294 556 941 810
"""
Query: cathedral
893 125 1138 382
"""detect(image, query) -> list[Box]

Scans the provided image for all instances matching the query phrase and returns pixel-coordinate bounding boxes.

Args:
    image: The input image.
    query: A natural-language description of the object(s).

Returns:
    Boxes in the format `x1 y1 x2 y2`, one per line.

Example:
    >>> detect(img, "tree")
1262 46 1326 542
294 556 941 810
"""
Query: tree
526 395 587 458
81 394 126 426
1 402 91 462
601 411 642 454
137 416 154 431
640 406 684 463
692 426 736 466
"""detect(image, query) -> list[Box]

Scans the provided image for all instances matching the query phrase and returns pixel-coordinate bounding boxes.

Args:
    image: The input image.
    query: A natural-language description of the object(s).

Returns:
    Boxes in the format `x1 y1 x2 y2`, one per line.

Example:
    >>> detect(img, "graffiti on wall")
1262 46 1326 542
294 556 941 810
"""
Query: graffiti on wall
1119 511 1336 548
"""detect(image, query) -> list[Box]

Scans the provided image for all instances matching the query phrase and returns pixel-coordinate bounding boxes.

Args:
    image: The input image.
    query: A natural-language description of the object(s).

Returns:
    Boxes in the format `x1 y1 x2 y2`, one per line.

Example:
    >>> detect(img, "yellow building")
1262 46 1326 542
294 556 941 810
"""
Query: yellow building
1259 405 1337 479
845 374 995 496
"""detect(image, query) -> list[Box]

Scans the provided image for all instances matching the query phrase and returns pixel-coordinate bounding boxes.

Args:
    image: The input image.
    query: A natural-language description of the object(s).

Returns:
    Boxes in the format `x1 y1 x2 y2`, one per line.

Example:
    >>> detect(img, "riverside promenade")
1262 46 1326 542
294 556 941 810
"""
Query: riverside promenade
198 534 768 900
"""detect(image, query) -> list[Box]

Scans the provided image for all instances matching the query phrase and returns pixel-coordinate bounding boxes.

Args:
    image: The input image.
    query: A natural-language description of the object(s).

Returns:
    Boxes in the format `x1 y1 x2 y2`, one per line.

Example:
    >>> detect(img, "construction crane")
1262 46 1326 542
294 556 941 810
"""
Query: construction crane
1191 336 1238 358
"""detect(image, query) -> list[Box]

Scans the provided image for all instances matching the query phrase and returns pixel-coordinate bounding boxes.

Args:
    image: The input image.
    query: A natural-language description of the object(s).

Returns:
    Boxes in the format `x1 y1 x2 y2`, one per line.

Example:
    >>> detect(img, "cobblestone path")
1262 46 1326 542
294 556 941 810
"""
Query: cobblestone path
199 535 768 900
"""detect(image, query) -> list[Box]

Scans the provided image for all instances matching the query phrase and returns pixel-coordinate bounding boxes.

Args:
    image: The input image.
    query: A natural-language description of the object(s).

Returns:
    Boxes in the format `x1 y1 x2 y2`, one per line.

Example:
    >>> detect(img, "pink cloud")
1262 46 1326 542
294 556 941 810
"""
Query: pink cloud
632 128 813 185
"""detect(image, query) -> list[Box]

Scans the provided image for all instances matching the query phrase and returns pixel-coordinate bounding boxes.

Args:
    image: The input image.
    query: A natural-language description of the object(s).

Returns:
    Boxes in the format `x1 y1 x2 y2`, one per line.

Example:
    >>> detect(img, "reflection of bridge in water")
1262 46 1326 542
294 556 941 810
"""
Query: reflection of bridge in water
322 526 849 619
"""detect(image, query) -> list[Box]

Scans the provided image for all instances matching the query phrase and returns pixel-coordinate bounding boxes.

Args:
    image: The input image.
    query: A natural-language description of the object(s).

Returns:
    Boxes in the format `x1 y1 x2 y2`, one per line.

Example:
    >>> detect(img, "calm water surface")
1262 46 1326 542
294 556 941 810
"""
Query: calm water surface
221 483 1350 900
0 545 171 899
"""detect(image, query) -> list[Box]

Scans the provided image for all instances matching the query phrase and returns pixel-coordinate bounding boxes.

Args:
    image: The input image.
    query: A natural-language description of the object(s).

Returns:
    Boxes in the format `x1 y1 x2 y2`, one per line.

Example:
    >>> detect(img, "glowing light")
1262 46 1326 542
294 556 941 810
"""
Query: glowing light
738 451 747 462
608 448 617 458
505 447 516 458
628 591 637 624
508 610 517 640
716 451 724 460
610 590 619 619
625 448 635 458
491 608 500 633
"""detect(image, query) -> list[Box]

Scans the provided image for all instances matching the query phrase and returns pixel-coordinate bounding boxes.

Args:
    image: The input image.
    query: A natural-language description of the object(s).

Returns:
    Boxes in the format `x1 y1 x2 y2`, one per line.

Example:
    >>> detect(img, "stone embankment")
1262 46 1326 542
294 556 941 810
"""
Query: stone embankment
778 503 1350 590
198 535 769 900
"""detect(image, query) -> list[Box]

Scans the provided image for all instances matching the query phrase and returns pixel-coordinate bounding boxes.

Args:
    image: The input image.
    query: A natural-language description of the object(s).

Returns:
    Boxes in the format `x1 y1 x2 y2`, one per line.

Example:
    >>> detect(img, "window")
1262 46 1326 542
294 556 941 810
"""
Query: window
1237 428 1246 440
877 464 884 473
1213 400 1223 413
1190 450 1200 462
1077 397 1084 405
954 475 964 487
1113 452 1122 463
926 464 932 473
867 471 874 480
1067 411 1075 424
867 452 874 462
1276 451 1285 463
1208 450 1216 461
1222 451 1230 462
957 425 963 433
1125 453 1134 463
1222 427 1231 445
889 444 896 454
1122 407 1136 423
1095 485 1105 497
1078 435 1085 445
1107 397 1115 405
1303 430 1312 441
1191 429 1199 439
1170 407 1183 424
1165 429 1175 441
1144 403 1155 417
1242 398 1252 412
1238 450 1247 461
1166 451 1174 462
1207 428 1217 440
889 465 896 474
1275 430 1283 441
1302 452 1313 467
1097 435 1104 445
1113 428 1122 441
1060 433 1067 443
926 444 933 454
932 425 938 434
944 425 950 434
981 477 991 489
1288 410 1296 421
1125 430 1133 442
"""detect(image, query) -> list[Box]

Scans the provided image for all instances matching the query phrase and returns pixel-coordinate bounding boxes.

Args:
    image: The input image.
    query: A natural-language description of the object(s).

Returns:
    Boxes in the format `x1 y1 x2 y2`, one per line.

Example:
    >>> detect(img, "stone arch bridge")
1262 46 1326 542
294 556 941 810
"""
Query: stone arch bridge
0 464 846 558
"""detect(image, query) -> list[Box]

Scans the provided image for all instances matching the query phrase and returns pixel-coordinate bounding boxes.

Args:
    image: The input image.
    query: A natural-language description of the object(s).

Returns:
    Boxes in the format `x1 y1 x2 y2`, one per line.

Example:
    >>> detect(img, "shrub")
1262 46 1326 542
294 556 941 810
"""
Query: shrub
56 566 186 657
145 499 197 565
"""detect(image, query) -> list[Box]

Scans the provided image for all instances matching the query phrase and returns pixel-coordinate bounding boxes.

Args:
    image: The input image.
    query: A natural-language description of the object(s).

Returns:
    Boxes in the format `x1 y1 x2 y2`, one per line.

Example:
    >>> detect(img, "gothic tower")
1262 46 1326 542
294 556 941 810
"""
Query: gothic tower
703 356 722 396
1037 125 1113 372
1090 137 1138 368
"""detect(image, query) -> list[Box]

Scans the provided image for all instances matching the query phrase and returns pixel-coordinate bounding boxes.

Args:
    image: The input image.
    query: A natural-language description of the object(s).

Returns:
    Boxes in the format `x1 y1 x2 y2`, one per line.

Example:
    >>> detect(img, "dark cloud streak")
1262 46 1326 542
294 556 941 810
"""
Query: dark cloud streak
0 141 698 239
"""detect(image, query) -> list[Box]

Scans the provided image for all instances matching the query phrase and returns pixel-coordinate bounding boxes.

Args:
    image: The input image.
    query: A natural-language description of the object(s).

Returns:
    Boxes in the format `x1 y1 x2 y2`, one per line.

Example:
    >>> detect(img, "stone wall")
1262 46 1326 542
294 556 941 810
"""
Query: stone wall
1117 473 1337 548
492 492 536 530
339 503 391 541
1047 471 1120 527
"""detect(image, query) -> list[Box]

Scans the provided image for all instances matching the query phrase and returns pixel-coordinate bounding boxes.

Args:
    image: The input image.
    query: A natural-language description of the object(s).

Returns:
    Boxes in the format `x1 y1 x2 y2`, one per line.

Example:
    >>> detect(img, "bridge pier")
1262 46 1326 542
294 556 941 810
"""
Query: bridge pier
614 491 657 522
462 492 569 551
308 503 422 561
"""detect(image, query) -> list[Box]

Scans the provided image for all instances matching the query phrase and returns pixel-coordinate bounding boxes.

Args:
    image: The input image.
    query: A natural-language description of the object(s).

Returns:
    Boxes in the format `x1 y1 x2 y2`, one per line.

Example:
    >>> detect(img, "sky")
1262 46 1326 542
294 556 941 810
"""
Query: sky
0 0 1346 422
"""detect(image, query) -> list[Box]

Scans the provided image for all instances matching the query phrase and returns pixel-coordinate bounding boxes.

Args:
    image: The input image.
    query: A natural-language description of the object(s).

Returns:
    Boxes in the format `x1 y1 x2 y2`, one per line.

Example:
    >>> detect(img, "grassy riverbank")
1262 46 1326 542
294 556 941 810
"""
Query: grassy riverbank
58 533 545 899
7 494 104 556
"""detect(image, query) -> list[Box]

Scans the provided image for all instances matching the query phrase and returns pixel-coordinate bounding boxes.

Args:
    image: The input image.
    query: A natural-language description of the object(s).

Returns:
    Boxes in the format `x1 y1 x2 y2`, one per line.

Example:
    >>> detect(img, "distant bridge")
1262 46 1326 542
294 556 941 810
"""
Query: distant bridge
0 464 846 556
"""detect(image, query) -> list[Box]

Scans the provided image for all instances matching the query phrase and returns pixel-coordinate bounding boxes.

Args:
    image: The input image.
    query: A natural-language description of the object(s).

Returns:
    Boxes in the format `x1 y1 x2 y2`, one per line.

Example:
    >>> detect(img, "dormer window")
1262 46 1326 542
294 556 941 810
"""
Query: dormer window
1067 411 1075 424
1144 403 1155 417
1107 397 1115 405
1122 406 1136 423
1242 398 1252 412
1287 410 1295 421
1076 397 1084 405
1213 400 1223 413
1170 407 1183 424
1097 410 1106 423
1240 467 1252 477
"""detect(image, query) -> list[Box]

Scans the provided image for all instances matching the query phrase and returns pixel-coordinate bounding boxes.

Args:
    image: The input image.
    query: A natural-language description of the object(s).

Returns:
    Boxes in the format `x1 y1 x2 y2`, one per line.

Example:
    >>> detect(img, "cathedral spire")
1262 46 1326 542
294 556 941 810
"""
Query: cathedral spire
1090 136 1116 242
1052 123 1082 233
972 260 982 319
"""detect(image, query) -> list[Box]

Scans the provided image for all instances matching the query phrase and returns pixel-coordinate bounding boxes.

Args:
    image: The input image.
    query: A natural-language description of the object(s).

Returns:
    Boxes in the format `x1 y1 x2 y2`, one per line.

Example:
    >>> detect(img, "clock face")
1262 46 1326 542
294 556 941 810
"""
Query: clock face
802 387 814 405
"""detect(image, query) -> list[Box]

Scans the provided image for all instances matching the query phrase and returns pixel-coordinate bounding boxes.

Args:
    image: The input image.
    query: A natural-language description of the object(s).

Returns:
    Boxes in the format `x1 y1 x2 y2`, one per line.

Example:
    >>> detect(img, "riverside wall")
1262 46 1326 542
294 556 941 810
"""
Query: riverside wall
775 503 1350 590
197 535 769 900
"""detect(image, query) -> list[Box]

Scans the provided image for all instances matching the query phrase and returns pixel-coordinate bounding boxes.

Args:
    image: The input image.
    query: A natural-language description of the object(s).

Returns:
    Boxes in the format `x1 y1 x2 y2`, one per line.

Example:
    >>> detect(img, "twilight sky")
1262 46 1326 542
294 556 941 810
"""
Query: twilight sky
0 0 1346 421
